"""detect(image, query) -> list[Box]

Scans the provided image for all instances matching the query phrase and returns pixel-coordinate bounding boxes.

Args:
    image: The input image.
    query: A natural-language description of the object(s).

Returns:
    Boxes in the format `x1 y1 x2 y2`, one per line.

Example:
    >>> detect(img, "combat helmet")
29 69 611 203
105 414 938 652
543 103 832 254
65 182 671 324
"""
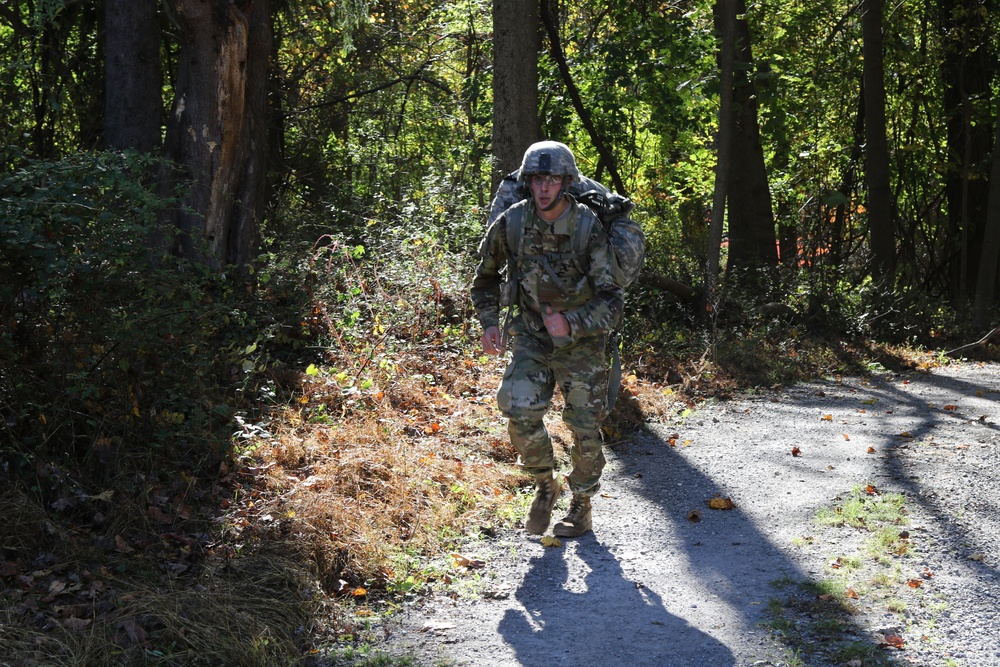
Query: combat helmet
518 141 579 211
518 141 580 182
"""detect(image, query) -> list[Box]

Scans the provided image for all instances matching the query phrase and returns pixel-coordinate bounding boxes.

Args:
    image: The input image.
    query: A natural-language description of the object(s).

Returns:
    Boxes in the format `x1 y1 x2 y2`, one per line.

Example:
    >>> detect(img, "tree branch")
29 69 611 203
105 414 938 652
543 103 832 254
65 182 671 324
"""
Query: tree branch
291 72 452 115
539 2 627 196
944 325 1000 357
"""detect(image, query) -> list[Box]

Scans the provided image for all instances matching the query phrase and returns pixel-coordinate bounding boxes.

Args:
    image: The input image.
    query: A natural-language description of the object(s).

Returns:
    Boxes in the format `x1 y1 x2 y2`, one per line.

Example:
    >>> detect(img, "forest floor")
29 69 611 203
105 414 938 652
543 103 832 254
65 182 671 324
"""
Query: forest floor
342 360 1000 667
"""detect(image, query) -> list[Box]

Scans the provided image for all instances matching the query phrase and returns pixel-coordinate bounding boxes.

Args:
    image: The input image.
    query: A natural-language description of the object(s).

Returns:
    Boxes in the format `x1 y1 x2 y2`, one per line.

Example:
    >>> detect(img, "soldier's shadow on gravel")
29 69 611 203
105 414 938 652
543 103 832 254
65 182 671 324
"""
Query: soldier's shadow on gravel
497 534 735 667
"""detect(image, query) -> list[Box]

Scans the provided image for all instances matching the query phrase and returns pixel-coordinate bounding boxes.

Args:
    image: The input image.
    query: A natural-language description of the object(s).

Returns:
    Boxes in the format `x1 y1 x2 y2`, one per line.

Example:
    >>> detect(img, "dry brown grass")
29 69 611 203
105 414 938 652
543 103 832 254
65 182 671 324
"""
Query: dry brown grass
231 350 528 602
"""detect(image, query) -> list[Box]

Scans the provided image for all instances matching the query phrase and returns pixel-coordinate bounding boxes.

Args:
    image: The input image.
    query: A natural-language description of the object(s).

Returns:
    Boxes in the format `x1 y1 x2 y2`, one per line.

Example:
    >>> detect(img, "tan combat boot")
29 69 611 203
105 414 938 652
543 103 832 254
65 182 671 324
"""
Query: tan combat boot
552 494 592 537
524 473 561 535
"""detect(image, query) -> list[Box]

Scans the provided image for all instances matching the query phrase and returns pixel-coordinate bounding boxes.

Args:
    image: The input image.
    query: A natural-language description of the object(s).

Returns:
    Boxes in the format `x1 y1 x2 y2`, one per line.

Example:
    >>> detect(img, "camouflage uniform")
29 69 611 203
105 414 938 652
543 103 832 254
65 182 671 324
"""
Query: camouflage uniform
471 193 623 497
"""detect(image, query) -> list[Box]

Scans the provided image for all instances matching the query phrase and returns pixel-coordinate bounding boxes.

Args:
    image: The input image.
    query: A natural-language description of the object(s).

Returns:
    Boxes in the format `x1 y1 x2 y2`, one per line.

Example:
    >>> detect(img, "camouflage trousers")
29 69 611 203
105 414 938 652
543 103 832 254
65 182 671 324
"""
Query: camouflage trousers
496 325 609 497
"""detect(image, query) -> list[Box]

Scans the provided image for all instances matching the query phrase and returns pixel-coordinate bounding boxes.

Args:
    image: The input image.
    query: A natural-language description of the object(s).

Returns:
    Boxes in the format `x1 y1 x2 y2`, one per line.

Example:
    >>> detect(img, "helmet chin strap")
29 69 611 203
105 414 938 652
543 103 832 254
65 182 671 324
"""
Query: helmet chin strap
539 176 570 212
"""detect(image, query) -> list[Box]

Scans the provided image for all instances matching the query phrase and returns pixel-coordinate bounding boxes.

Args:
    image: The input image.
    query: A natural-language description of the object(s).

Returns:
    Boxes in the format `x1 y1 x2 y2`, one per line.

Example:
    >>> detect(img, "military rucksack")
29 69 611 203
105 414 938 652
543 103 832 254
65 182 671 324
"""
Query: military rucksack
500 190 645 411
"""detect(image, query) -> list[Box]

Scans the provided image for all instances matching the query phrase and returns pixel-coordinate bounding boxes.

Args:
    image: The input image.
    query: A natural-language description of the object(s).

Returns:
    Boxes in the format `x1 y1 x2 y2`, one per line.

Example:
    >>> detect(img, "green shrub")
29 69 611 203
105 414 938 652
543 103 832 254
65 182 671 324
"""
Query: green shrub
0 151 285 500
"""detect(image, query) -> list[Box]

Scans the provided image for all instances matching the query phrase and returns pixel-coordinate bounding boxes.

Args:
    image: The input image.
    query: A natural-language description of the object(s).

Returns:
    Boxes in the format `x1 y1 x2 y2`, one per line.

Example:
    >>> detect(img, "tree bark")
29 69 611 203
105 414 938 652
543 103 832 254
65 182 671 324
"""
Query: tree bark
705 0 737 316
973 101 1000 327
940 0 993 301
160 0 271 270
104 0 162 151
862 0 895 282
719 0 777 287
491 0 541 189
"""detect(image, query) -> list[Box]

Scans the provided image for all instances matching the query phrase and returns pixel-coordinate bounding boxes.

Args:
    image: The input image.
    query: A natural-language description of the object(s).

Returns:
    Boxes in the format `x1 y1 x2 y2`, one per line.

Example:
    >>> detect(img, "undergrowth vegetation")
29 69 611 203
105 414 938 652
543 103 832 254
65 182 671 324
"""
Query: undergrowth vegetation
1 154 991 665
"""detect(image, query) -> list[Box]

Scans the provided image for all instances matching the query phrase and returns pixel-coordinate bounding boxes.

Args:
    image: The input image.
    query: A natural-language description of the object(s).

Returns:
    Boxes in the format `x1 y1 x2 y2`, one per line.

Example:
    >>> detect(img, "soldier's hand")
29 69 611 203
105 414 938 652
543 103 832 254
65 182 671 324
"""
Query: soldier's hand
543 306 570 338
481 326 503 356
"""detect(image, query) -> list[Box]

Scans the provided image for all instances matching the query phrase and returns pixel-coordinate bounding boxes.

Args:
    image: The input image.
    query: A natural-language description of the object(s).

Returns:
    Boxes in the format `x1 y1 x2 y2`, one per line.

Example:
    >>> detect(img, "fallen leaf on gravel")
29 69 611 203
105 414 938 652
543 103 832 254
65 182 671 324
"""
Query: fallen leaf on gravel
817 593 833 601
822 414 833 421
907 579 922 588
791 447 802 457
707 496 735 510
842 433 850 441
451 553 486 569
540 536 562 548
845 588 859 599
351 587 367 597
899 431 912 438
921 568 934 578
882 634 905 648
864 484 879 495
867 447 876 454
943 404 958 411
687 510 702 522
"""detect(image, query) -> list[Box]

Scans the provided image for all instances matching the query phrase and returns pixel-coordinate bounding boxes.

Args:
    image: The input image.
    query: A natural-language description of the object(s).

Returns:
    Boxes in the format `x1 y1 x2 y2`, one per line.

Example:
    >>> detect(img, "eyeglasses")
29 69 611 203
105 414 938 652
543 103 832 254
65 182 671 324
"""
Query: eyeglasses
530 174 565 187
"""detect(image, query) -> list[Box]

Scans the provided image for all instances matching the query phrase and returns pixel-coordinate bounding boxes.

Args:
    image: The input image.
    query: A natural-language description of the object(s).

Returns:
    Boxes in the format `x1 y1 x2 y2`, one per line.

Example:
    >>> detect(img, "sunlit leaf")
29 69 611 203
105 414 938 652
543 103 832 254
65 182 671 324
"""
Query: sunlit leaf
451 553 486 568
791 447 801 457
822 414 832 421
707 495 735 510
540 536 562 548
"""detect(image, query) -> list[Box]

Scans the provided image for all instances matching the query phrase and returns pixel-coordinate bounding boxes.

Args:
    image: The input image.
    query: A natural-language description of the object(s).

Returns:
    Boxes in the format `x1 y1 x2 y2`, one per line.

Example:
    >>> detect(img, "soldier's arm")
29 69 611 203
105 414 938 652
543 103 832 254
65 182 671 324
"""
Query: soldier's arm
470 217 509 330
563 224 623 337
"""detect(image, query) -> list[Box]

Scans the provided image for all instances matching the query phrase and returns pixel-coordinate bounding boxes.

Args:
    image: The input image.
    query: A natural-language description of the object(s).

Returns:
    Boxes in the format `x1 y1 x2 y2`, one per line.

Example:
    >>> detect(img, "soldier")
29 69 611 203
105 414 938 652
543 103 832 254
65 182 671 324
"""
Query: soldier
471 141 623 538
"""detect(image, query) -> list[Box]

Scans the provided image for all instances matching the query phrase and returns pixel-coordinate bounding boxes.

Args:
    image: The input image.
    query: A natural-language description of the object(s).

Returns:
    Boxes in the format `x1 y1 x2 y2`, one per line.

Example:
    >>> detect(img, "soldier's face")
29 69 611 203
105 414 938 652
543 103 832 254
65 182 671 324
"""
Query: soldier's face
530 174 568 220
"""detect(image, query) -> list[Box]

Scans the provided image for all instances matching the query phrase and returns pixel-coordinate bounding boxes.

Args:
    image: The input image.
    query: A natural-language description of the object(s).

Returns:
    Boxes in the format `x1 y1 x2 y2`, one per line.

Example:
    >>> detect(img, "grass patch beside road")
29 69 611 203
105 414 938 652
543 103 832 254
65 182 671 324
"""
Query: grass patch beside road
763 483 947 666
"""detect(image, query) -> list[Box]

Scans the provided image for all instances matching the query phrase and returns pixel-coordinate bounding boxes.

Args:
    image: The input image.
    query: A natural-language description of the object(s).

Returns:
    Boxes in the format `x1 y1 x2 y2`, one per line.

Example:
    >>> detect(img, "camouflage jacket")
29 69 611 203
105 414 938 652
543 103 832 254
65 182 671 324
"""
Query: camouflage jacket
471 197 623 339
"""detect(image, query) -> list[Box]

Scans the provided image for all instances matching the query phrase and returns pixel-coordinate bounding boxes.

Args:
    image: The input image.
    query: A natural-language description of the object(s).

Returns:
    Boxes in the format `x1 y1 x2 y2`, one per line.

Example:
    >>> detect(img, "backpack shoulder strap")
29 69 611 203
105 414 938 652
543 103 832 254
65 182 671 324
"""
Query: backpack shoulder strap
504 200 528 260
571 203 597 260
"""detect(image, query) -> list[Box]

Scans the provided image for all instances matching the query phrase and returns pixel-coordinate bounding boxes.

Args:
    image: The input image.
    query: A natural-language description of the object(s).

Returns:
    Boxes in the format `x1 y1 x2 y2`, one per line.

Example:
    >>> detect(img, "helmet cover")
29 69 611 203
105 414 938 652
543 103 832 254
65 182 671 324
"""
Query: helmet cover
518 141 580 182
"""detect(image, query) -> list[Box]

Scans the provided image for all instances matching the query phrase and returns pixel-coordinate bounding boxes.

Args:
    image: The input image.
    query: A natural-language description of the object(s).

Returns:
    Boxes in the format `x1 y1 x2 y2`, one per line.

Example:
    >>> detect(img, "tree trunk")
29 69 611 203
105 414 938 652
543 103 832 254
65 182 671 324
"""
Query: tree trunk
940 0 993 301
705 0 737 316
491 0 541 189
862 0 895 281
974 101 1000 328
160 0 271 270
104 0 162 152
720 0 777 290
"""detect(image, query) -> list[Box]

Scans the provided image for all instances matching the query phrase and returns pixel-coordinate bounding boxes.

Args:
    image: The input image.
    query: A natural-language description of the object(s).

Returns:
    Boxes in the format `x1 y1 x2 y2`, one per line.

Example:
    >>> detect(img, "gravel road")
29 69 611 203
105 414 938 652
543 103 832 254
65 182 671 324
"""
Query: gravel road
349 361 1000 667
